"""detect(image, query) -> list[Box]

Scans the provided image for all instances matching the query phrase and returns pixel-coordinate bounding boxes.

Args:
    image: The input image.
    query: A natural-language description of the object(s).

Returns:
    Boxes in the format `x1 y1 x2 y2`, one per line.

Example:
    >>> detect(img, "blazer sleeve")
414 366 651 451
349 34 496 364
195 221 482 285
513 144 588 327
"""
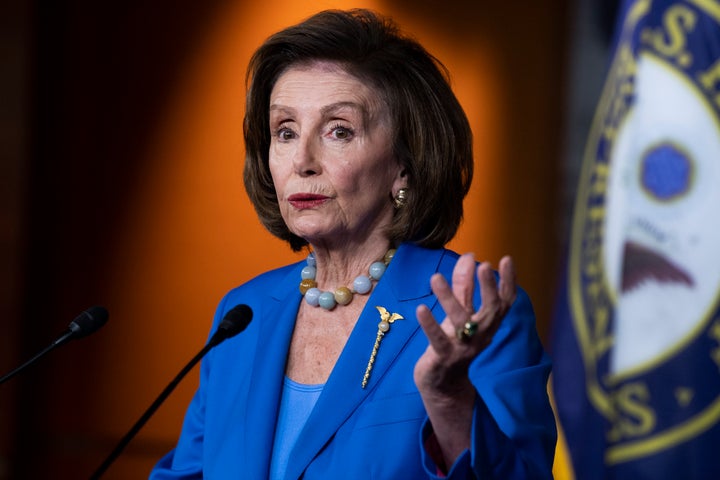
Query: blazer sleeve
149 386 205 479
419 287 557 479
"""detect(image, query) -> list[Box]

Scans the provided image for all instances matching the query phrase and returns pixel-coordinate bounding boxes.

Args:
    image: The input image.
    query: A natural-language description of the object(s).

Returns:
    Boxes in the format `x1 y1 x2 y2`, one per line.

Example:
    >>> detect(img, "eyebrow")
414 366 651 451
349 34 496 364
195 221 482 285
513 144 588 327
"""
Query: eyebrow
320 101 368 118
322 101 373 130
269 101 372 125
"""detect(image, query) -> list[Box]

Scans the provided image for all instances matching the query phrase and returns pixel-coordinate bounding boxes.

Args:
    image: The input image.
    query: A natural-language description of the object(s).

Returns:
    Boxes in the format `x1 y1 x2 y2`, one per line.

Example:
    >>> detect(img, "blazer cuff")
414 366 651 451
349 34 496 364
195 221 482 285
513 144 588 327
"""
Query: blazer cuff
420 393 520 479
420 418 473 479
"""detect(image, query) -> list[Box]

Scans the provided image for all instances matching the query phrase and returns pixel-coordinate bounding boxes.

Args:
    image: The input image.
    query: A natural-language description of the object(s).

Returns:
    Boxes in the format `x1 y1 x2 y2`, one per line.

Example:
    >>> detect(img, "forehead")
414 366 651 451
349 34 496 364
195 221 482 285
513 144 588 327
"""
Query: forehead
270 61 385 114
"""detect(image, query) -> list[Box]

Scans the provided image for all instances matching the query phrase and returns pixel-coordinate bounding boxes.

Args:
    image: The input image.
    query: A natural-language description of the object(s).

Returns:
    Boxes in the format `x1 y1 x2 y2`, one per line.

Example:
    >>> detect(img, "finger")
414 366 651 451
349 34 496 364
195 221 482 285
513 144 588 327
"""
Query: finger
416 304 453 357
470 314 502 350
476 261 500 321
498 255 517 305
451 253 476 312
430 273 473 331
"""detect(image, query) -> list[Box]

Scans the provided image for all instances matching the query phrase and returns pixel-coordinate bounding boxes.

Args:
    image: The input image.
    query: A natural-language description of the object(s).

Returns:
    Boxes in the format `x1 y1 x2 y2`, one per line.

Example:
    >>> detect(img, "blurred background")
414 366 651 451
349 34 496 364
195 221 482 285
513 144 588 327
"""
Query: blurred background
1 0 616 478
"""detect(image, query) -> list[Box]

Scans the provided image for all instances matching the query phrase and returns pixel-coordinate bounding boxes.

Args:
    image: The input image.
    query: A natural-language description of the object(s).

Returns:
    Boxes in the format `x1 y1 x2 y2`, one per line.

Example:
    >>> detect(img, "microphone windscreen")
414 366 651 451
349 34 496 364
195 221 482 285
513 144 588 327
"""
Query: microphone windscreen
216 304 253 340
69 306 110 339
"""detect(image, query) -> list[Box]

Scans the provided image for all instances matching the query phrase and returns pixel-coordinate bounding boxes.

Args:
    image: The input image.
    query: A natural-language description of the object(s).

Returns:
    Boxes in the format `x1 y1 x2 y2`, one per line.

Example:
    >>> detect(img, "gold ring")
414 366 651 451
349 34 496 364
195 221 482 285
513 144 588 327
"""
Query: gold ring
456 321 478 342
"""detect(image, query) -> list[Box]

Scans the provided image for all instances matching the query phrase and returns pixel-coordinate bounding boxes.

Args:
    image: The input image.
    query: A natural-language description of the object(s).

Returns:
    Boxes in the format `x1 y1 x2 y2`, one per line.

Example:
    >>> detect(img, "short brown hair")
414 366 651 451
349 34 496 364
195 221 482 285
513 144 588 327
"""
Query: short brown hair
244 9 473 251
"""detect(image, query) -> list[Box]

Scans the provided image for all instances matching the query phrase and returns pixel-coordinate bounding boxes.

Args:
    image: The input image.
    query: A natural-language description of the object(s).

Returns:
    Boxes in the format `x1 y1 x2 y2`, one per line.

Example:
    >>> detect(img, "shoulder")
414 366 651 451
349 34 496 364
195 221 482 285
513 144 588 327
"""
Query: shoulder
242 261 303 289
212 260 305 322
239 260 302 291
394 242 459 273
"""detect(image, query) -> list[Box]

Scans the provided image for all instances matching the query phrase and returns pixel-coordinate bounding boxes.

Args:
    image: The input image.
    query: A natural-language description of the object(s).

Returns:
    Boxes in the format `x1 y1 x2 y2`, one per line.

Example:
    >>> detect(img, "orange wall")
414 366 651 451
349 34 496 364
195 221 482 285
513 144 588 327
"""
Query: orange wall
4 1 568 478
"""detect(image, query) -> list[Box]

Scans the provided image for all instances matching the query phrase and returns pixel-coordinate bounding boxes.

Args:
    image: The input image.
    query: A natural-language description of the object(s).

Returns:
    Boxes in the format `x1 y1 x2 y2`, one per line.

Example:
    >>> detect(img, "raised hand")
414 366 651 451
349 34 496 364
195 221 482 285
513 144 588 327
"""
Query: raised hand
413 253 517 467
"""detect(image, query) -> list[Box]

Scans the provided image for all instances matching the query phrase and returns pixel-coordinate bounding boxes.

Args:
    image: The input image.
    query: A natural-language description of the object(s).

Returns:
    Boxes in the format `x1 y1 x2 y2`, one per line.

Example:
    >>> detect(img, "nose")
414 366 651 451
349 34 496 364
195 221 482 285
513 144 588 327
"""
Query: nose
292 135 320 177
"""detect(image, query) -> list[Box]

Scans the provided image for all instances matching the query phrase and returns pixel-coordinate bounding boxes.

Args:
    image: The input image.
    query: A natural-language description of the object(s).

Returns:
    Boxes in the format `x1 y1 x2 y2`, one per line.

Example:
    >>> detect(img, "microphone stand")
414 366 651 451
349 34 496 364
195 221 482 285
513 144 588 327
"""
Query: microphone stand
0 336 69 385
90 304 253 480
89 303 250 479
1 306 108 386
89 343 212 479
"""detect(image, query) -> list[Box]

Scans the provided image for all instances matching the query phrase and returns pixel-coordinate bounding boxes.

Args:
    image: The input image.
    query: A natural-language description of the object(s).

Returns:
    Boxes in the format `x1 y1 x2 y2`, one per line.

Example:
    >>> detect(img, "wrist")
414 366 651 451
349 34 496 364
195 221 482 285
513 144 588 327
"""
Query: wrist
417 375 475 403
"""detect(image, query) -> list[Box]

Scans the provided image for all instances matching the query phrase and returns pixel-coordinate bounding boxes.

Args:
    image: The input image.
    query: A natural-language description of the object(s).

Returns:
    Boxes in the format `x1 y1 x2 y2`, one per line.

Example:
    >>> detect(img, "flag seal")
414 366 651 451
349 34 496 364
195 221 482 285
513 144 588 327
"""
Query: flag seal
568 0 720 466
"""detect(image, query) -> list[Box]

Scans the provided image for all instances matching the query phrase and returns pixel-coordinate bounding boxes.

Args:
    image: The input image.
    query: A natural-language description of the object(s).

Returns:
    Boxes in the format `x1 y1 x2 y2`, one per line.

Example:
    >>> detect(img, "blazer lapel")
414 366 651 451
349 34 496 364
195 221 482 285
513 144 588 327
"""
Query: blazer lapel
284 244 444 480
242 264 304 480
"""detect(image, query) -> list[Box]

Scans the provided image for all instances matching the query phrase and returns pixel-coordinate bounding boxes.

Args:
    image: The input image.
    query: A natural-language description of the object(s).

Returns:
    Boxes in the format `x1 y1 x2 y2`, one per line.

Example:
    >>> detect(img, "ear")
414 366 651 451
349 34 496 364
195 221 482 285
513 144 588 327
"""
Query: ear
392 167 408 195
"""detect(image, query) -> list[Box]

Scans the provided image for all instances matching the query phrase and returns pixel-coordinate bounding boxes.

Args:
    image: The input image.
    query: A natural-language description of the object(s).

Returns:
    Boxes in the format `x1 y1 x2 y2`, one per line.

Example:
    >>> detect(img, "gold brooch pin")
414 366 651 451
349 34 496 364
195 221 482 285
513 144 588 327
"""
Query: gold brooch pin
361 306 404 388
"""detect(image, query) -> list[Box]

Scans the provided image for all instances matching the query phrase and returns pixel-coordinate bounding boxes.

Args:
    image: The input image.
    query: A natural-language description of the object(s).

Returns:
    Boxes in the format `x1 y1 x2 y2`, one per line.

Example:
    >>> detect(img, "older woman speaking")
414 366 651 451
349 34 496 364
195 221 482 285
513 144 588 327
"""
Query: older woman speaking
151 9 556 479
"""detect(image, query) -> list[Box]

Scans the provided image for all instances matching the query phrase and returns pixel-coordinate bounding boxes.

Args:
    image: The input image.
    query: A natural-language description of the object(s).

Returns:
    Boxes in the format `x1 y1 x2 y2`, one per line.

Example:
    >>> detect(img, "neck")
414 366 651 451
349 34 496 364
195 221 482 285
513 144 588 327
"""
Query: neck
309 242 392 288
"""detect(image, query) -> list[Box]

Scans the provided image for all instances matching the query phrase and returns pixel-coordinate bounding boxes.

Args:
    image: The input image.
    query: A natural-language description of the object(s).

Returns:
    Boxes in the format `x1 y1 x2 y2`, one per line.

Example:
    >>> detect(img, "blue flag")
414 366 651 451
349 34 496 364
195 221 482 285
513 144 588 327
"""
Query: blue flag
553 1 720 478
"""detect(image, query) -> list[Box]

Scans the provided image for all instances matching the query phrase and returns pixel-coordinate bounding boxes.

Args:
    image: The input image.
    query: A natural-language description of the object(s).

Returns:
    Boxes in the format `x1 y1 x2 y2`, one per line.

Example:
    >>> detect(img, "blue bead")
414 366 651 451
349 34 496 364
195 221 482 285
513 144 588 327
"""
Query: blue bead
318 291 336 309
353 275 372 294
301 265 316 280
306 252 316 267
305 288 321 306
368 261 386 280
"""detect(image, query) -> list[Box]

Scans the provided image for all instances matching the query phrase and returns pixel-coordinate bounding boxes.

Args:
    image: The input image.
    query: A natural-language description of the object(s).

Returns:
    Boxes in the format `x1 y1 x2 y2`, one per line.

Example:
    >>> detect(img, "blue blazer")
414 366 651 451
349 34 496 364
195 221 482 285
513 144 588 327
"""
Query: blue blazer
150 243 556 479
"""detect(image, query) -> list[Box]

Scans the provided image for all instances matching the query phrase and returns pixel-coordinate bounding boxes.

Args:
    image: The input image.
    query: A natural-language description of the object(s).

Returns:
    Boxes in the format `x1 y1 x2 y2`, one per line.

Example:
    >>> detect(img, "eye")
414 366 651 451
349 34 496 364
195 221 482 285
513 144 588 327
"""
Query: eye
331 124 354 140
275 126 296 141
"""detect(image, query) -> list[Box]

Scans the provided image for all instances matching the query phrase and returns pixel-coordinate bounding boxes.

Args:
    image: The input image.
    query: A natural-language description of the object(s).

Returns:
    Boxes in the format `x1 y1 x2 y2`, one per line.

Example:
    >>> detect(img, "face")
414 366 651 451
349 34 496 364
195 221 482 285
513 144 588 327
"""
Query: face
268 62 406 249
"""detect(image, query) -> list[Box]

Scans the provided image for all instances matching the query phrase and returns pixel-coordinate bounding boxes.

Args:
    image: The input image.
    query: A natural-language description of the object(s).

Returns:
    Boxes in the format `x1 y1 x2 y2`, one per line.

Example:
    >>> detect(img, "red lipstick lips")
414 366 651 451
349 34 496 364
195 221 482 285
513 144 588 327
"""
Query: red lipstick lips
287 193 330 209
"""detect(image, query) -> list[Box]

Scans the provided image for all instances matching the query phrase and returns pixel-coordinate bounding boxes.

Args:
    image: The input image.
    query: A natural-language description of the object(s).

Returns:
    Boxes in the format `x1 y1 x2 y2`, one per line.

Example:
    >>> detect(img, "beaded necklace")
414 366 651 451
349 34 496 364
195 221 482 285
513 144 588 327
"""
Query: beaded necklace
298 249 395 310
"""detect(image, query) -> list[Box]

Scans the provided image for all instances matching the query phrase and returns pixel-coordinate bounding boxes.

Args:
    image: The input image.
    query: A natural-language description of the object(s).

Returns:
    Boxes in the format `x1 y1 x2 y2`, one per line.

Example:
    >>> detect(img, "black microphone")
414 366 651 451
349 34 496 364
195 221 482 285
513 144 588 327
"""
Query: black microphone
89 303 253 479
0 306 109 385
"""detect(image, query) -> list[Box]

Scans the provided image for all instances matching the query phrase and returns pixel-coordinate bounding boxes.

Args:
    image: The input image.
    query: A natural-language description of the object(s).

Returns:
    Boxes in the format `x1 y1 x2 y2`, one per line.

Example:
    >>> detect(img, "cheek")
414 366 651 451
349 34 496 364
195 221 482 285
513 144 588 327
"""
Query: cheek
337 168 390 208
361 156 400 191
268 159 286 196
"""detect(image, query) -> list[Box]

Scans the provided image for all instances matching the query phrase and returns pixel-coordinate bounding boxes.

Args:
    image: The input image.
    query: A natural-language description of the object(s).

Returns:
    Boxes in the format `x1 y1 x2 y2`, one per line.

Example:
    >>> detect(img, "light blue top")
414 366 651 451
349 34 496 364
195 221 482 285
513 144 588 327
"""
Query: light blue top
269 377 323 480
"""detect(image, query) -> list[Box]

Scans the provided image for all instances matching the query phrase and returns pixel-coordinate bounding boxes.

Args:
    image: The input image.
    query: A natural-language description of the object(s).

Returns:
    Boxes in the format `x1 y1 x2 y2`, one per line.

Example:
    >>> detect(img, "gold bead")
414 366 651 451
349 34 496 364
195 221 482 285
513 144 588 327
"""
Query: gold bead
383 249 396 265
299 278 317 295
334 286 353 305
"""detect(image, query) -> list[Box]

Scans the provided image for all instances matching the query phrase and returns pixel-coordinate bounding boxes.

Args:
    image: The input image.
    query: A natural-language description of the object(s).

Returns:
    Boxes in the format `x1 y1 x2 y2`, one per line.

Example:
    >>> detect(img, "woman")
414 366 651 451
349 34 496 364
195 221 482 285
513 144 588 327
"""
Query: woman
151 9 556 479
